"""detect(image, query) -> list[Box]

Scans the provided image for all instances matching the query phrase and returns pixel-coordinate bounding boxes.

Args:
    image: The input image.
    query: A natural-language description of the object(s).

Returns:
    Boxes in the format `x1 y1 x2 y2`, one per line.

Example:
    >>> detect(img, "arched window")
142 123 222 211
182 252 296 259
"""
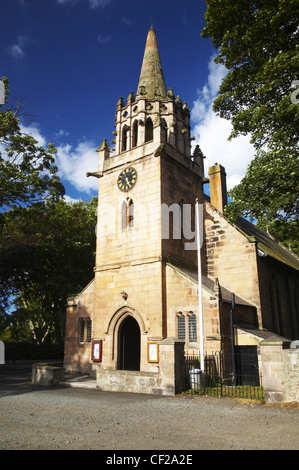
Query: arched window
79 317 92 344
79 318 85 343
132 120 138 147
145 117 153 142
177 313 186 341
128 199 134 227
122 199 134 230
122 125 130 152
161 118 167 143
177 311 197 343
87 319 92 343
188 312 197 343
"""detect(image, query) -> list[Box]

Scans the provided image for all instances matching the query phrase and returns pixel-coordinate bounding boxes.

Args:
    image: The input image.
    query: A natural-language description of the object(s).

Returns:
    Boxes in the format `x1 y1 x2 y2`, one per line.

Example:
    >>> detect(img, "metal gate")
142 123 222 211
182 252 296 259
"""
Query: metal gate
184 349 264 401
234 346 260 386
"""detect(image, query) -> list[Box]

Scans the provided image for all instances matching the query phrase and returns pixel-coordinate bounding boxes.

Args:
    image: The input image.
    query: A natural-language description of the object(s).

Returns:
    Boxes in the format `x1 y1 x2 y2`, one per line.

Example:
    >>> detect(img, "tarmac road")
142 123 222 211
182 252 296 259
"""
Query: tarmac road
0 368 298 452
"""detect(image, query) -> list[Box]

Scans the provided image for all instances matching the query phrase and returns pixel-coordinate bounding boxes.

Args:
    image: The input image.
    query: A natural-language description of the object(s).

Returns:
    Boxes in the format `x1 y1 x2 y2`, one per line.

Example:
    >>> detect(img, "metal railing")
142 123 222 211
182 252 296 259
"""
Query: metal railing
184 350 265 402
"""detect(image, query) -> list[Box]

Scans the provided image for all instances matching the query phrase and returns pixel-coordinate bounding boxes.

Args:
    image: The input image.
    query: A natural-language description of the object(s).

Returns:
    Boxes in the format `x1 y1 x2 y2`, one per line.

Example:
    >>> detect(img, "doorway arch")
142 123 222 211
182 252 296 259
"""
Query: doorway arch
117 315 140 371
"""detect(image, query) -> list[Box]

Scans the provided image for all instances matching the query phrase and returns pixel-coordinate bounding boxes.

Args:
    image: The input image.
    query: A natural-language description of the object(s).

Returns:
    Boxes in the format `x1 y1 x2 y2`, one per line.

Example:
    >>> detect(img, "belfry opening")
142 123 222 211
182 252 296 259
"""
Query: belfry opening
117 315 141 371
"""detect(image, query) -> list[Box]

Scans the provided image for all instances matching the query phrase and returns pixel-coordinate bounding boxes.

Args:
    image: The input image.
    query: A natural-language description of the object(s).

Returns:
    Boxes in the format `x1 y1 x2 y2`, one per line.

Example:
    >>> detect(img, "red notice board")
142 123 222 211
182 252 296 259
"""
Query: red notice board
91 340 102 362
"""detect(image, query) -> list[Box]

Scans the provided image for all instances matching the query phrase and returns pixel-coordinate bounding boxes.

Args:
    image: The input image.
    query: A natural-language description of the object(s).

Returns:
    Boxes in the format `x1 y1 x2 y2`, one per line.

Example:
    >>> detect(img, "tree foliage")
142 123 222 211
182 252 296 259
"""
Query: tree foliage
0 77 65 210
201 0 299 252
0 198 97 346
226 148 299 253
201 0 298 150
0 78 98 347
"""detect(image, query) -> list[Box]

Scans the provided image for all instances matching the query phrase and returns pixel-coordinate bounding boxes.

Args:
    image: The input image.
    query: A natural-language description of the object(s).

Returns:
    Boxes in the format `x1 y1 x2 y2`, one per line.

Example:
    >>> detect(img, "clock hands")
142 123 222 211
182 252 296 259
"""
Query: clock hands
117 168 137 192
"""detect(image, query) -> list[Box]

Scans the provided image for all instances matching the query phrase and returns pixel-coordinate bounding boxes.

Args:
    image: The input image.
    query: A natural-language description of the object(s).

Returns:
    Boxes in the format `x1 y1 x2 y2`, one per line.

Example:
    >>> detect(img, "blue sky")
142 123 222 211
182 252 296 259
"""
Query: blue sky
1 0 255 202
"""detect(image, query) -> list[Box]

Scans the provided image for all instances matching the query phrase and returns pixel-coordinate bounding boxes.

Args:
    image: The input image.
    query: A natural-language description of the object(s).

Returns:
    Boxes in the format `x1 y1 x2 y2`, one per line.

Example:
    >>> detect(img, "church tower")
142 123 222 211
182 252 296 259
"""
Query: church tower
95 25 205 272
64 25 299 395
64 25 206 377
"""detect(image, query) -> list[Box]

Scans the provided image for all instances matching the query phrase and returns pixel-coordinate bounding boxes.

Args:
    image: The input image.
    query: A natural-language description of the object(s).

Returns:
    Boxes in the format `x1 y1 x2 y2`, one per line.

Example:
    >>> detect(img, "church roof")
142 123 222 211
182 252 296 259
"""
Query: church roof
137 25 167 99
235 327 290 343
204 196 299 271
233 217 299 271
167 263 254 307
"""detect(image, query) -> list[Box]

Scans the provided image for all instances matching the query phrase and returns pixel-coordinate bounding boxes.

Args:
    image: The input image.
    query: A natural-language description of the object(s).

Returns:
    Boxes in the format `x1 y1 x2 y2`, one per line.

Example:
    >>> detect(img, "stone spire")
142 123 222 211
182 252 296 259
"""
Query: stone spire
137 24 167 99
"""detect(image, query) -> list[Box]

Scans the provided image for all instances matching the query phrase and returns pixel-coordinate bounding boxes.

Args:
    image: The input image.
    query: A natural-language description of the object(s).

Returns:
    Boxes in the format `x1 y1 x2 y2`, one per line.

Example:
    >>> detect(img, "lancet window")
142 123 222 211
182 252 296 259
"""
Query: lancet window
145 117 153 142
122 198 134 230
79 317 92 344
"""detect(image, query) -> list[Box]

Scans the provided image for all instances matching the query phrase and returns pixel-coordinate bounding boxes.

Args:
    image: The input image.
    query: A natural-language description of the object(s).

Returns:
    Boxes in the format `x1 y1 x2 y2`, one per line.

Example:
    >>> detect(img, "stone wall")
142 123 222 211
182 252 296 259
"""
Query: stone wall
165 264 221 354
204 202 261 320
64 280 95 374
96 337 185 396
32 363 64 386
260 336 299 403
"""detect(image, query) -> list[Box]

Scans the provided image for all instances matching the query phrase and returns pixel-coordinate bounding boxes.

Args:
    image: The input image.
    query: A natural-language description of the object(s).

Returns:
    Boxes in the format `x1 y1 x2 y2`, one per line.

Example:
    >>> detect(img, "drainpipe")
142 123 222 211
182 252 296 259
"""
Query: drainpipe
230 293 236 385
195 199 204 373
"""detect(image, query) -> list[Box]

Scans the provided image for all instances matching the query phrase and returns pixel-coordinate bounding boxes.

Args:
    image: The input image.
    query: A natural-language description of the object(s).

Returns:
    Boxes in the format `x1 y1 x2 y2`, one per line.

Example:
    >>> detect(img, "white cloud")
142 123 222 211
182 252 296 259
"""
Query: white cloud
56 141 99 194
56 0 111 8
121 17 134 27
63 194 81 204
97 34 111 44
55 129 70 138
0 123 46 163
89 0 110 7
19 123 47 147
7 36 28 60
18 123 98 196
191 56 255 191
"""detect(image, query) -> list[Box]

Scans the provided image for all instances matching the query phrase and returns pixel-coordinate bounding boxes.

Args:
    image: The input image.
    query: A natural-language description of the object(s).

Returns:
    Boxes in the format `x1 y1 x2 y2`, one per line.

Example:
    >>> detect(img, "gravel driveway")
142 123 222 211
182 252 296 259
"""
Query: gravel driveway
0 369 298 452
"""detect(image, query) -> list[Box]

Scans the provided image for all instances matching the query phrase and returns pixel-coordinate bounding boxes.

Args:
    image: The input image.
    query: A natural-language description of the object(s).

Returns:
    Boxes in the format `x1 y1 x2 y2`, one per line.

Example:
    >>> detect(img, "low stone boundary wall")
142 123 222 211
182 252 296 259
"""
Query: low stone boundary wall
96 370 163 394
32 363 64 386
0 359 62 371
260 337 299 404
96 338 185 396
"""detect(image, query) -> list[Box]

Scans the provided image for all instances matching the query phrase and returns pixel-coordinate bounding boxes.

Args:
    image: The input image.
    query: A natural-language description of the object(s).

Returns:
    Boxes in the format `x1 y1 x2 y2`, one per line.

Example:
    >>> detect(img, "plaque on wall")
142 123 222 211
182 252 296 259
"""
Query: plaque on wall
147 342 159 363
91 340 102 362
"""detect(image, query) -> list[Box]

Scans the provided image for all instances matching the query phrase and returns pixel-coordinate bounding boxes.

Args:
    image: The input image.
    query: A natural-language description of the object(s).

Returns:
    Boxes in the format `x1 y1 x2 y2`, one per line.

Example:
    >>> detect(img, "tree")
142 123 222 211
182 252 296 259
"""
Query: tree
225 148 299 253
0 198 97 346
0 77 65 210
201 0 299 252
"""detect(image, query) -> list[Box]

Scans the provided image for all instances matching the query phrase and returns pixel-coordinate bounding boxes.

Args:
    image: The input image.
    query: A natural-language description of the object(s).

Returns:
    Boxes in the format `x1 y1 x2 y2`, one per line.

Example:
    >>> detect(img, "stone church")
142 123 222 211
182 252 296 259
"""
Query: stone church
63 26 299 394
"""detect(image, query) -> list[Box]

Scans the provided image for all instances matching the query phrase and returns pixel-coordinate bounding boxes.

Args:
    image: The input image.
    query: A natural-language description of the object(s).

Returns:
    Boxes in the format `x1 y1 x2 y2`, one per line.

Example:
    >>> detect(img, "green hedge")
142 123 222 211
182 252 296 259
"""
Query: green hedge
4 341 64 360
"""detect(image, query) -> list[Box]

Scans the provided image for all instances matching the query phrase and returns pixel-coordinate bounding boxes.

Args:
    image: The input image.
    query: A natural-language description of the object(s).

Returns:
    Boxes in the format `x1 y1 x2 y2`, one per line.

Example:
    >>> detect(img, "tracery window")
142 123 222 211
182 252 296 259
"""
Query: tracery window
176 311 197 343
78 318 92 344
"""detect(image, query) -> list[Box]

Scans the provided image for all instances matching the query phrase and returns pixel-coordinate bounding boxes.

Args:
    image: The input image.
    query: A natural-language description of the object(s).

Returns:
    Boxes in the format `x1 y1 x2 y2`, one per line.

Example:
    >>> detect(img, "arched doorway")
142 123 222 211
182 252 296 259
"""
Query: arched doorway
117 315 140 371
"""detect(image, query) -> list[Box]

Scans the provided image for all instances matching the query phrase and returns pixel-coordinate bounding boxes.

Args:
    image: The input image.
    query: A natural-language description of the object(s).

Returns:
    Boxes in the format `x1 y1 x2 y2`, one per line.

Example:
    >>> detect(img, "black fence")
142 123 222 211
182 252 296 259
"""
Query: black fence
184 348 264 402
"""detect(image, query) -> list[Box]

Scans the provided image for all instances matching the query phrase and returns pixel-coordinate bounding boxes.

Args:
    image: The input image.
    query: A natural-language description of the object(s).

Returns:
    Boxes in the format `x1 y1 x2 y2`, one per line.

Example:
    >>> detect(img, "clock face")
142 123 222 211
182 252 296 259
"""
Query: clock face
117 167 137 192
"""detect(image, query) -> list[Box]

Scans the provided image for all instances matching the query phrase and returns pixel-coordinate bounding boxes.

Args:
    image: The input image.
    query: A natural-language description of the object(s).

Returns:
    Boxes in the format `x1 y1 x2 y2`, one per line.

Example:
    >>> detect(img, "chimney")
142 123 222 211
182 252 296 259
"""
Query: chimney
208 163 227 213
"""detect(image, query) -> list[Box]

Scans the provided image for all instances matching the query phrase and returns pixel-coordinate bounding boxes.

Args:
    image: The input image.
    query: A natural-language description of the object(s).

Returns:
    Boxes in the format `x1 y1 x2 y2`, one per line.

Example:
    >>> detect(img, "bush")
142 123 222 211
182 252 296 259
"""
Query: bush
4 341 64 360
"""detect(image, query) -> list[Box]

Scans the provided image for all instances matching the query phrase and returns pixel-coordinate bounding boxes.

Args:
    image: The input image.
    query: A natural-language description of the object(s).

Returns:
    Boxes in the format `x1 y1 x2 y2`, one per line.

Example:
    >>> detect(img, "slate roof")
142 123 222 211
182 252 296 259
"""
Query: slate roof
233 217 299 271
204 196 299 271
167 263 254 307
